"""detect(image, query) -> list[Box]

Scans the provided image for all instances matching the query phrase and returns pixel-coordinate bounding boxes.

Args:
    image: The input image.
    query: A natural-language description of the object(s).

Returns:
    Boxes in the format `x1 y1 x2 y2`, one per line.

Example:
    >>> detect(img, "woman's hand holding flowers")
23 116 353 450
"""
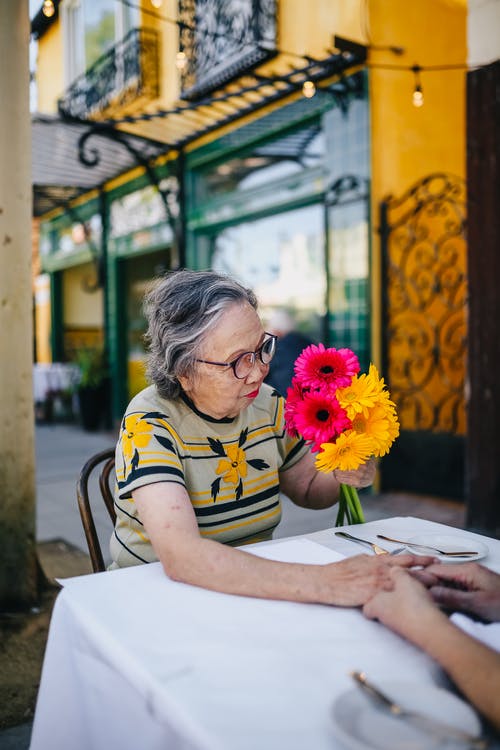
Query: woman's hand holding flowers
334 456 377 489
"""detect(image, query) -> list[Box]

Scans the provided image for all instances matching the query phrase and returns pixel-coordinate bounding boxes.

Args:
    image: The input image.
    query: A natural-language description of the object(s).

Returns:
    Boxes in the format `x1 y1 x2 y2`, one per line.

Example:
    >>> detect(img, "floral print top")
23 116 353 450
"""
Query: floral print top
110 384 308 567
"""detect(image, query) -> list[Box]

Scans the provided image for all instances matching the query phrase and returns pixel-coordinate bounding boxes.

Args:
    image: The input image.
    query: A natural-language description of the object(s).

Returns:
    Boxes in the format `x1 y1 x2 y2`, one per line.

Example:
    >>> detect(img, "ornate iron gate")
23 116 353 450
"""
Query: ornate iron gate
380 173 467 498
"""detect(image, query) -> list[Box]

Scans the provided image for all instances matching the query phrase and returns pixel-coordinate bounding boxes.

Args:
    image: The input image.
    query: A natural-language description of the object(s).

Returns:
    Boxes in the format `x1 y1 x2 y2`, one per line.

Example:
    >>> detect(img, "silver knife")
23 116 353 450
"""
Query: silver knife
351 671 488 748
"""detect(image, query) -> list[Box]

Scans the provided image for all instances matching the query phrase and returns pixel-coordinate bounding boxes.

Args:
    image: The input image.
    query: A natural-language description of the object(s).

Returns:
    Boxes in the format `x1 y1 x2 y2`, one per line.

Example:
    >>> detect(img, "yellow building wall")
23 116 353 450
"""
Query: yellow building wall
35 22 64 113
368 0 467 365
142 0 182 104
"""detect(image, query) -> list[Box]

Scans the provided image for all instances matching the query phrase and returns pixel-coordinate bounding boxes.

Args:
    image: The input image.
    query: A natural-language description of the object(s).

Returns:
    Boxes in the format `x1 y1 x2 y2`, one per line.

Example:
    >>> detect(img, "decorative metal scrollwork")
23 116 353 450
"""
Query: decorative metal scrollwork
326 174 369 206
178 0 277 100
380 173 467 434
74 125 182 288
58 28 159 120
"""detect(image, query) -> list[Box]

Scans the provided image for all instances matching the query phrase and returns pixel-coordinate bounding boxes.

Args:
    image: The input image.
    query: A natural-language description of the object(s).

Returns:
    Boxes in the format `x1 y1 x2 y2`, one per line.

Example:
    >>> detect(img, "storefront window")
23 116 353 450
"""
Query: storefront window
211 204 326 339
190 86 370 360
196 124 324 203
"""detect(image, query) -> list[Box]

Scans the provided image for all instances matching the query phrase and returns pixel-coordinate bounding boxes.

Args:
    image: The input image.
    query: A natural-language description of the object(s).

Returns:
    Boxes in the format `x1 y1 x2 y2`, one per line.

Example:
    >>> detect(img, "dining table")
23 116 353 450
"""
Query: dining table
29 516 500 750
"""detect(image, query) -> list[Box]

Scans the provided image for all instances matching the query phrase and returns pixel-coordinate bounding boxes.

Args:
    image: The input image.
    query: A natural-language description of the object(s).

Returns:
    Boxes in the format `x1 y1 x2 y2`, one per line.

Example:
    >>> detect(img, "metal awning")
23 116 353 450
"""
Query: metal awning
32 42 366 218
32 114 169 216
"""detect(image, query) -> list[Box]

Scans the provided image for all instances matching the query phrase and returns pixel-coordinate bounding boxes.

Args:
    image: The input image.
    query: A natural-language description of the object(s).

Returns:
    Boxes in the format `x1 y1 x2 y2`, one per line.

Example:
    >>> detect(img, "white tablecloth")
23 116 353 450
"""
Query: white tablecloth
30 517 500 750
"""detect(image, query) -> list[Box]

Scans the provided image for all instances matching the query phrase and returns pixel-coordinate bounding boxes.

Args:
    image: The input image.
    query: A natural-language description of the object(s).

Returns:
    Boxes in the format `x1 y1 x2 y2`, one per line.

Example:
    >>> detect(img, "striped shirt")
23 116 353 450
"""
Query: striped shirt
110 383 309 567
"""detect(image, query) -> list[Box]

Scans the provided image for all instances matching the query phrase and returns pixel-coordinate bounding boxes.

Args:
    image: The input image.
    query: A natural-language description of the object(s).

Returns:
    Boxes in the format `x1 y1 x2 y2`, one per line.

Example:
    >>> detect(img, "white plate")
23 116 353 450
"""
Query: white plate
331 679 482 750
406 533 489 563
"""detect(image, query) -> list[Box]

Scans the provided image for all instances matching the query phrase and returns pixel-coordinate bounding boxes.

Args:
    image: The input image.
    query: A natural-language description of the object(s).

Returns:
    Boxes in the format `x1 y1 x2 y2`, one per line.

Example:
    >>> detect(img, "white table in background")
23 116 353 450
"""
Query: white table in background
30 517 500 750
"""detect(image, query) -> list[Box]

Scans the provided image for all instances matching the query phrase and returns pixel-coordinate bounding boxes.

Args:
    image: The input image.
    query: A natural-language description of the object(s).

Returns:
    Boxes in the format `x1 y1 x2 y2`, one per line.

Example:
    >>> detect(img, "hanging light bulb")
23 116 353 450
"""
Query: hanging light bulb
150 0 162 8
175 51 187 71
412 85 424 107
42 0 55 17
411 65 424 107
302 80 316 98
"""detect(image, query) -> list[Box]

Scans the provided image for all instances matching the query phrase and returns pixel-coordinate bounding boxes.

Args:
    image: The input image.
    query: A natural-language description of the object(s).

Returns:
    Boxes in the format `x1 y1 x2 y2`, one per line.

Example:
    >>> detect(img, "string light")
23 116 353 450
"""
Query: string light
113 3 487 110
175 51 187 70
302 80 316 98
412 84 424 107
411 64 424 107
42 0 55 17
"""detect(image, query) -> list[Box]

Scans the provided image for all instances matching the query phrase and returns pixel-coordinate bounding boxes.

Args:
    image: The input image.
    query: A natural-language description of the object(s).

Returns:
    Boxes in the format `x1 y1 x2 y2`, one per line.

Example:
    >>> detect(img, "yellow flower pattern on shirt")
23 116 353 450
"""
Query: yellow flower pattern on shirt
216 444 248 485
208 428 269 502
122 413 153 462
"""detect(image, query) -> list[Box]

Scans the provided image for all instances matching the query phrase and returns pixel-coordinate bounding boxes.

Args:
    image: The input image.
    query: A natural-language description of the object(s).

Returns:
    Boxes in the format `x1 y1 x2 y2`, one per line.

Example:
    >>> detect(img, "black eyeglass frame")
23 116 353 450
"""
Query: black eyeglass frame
195 333 277 379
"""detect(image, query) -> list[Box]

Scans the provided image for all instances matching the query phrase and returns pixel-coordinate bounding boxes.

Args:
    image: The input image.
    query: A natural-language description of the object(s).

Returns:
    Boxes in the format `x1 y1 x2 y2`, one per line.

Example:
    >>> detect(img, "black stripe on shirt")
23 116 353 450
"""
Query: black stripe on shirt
118 464 184 491
193 484 279 516
113 530 150 563
196 499 280 528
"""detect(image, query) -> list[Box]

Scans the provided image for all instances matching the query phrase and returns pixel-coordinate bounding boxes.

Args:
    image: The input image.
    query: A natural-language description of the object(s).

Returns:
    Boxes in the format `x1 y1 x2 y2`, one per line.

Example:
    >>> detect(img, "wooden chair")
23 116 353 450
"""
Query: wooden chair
76 447 116 573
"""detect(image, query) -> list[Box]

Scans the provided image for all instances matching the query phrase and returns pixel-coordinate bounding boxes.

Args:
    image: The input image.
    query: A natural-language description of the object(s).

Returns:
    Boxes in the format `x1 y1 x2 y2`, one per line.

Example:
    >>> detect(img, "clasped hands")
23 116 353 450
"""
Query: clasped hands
364 559 500 628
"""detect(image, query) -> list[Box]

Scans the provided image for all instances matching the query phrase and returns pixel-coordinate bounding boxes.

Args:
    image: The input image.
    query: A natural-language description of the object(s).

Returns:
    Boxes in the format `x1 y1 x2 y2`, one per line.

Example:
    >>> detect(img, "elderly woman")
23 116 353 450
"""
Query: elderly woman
111 269 427 605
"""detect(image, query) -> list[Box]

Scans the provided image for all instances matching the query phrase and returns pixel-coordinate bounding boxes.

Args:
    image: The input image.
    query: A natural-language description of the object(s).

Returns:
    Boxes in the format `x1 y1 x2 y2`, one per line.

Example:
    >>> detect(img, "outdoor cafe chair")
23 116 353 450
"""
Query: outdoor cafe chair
76 447 116 573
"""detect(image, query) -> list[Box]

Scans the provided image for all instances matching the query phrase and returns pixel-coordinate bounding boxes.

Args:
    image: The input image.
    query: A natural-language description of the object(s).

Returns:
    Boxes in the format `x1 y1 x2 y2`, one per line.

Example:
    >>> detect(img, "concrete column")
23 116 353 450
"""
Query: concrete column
0 0 38 607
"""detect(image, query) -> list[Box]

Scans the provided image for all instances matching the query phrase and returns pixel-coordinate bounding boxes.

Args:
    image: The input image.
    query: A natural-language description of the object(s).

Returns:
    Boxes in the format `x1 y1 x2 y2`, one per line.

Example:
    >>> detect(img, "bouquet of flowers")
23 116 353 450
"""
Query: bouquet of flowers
284 344 399 526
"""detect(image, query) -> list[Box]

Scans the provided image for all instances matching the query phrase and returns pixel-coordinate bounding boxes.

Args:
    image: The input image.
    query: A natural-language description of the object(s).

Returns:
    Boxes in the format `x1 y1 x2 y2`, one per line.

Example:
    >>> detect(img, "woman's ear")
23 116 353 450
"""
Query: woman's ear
177 372 192 394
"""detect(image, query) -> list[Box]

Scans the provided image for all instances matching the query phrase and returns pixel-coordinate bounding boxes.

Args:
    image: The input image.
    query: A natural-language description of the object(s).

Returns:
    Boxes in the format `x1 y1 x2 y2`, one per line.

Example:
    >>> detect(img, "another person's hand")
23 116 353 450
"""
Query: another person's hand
334 456 377 489
426 561 500 622
362 567 446 643
323 552 434 607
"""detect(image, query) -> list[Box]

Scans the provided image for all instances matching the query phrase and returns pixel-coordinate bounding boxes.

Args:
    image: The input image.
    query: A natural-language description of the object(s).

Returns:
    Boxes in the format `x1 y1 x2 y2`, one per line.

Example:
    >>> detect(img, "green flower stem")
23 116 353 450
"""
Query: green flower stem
335 483 365 526
347 484 366 524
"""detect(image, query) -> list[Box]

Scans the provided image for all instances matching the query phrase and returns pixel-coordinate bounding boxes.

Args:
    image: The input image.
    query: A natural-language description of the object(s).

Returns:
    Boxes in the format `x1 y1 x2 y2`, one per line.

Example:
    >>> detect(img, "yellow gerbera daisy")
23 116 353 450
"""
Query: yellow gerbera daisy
216 444 248 485
367 363 386 393
315 431 374 472
121 414 153 461
337 372 379 419
376 407 400 456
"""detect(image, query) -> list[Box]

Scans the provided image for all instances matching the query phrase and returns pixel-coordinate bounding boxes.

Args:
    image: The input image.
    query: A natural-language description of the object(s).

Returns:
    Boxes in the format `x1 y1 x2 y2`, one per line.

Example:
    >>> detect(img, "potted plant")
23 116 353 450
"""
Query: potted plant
74 347 109 431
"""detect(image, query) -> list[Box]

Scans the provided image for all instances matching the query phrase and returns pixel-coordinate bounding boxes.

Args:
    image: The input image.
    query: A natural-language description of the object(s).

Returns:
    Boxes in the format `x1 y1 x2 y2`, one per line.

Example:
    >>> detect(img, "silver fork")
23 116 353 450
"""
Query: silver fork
334 531 396 555
376 534 479 557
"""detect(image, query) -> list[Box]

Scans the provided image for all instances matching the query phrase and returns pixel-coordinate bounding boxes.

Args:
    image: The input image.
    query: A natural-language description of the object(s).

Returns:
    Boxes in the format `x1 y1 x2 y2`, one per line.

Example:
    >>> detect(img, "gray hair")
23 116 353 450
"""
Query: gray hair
144 269 258 398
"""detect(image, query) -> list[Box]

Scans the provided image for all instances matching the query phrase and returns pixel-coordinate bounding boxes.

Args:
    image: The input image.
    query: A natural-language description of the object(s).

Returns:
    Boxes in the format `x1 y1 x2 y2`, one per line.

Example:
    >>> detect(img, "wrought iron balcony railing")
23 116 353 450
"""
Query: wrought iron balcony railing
179 0 277 100
58 28 159 120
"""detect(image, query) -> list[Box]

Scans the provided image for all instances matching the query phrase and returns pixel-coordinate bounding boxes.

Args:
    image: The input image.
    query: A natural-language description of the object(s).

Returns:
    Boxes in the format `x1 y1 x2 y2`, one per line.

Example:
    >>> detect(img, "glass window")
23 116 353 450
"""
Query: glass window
211 204 326 340
62 0 140 82
196 124 324 203
84 0 116 68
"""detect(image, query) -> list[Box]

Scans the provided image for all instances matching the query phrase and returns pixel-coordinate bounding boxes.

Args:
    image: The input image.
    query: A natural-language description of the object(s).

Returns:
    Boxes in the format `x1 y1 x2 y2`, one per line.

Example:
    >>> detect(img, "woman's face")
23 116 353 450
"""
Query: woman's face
178 301 269 419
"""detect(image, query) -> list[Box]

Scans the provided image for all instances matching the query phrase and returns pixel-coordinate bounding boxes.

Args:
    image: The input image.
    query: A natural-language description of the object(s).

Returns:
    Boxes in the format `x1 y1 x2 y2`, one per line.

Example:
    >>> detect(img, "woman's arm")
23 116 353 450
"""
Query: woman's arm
134 482 428 606
363 568 500 731
279 450 376 509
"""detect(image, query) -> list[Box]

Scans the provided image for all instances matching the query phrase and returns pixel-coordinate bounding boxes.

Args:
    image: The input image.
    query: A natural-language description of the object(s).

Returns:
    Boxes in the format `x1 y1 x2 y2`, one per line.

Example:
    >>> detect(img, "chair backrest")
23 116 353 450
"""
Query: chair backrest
76 447 116 573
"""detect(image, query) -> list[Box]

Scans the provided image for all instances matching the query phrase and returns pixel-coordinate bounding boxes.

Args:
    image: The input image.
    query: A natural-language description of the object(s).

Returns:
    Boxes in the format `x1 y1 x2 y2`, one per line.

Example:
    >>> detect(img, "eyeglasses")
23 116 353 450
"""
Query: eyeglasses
196 333 277 379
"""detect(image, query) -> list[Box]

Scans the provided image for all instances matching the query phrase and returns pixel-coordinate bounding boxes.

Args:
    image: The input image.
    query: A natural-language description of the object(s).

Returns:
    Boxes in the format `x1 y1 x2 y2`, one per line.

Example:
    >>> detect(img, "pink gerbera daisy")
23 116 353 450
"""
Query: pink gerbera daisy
293 391 351 451
284 377 304 436
293 343 360 391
